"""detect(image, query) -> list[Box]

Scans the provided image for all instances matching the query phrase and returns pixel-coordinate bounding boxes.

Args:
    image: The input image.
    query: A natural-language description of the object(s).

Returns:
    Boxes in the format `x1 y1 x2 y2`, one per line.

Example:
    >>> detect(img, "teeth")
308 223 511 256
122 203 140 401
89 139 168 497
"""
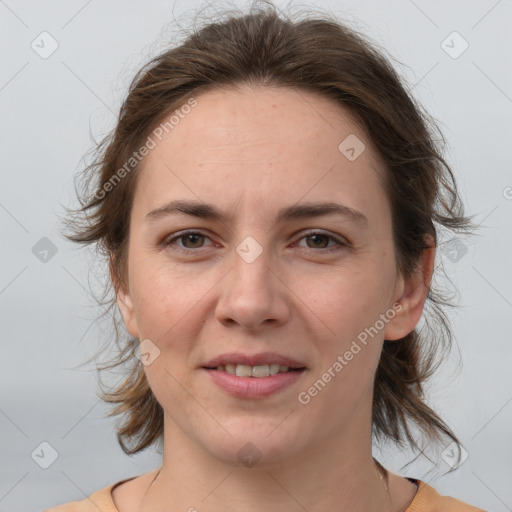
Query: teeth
225 363 236 375
214 363 295 377
269 363 281 375
236 364 253 377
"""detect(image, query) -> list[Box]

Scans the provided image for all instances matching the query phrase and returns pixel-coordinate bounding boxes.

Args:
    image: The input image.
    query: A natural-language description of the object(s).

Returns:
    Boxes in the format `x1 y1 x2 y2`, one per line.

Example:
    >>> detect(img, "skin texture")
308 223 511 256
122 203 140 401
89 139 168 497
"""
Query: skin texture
113 85 434 511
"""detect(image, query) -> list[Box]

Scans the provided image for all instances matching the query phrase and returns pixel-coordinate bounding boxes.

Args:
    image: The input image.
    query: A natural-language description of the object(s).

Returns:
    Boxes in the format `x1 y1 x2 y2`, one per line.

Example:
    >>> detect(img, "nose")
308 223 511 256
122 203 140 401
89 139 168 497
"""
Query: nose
214 240 290 331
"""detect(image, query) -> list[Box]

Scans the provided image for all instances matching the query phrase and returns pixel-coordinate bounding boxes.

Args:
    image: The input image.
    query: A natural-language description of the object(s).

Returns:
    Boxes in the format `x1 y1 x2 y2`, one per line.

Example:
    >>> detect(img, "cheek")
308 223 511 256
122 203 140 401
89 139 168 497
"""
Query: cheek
128 258 217 377
130 257 198 329
303 265 391 340
300 265 391 391
131 266 203 402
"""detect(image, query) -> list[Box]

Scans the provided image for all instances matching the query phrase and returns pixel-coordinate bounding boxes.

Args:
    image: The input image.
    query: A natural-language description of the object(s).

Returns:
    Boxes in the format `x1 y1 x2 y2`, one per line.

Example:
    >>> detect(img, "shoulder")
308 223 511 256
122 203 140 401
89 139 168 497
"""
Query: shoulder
43 485 116 512
43 499 93 512
42 469 160 512
408 480 487 512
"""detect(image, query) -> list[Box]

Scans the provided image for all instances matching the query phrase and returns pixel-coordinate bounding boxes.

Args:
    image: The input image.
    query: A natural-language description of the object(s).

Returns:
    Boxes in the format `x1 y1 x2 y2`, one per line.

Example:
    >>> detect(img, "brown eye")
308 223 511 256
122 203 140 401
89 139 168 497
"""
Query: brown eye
296 230 350 254
162 231 214 252
180 233 205 249
305 234 330 248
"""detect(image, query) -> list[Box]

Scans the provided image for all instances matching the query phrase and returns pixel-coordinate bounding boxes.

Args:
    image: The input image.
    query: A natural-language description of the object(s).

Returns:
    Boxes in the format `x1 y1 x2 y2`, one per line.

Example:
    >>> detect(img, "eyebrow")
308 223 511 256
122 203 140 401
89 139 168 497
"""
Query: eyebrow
145 200 369 227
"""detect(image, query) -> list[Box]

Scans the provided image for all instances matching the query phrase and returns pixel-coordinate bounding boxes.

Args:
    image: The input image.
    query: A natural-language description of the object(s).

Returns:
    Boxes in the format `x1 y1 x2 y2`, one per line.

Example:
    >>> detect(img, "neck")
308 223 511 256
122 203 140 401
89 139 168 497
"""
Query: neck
140 416 393 512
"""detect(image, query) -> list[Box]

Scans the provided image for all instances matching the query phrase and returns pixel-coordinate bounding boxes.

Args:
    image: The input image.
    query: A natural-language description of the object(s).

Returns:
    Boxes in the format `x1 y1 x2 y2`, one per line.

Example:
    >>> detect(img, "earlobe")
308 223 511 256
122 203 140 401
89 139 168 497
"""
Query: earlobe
116 288 139 339
110 258 139 339
384 236 435 341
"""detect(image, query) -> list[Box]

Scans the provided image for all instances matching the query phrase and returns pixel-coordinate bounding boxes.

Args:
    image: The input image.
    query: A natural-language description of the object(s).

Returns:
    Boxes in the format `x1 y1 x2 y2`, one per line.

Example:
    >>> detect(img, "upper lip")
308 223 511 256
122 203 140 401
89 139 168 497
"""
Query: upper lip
202 352 306 369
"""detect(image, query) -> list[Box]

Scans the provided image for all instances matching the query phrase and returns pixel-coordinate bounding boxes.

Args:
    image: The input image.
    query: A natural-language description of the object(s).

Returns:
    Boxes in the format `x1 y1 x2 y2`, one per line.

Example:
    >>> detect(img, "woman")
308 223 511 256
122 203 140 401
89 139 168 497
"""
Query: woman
47 4 485 511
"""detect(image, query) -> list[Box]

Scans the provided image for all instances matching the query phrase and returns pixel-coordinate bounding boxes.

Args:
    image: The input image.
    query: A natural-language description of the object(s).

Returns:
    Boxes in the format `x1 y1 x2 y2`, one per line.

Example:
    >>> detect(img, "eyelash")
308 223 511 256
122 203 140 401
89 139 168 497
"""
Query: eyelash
161 229 350 255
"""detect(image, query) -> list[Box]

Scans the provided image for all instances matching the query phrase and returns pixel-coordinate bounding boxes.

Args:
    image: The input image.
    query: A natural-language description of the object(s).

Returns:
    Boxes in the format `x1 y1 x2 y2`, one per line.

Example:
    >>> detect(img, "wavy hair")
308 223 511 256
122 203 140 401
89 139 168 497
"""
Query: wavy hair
63 3 477 468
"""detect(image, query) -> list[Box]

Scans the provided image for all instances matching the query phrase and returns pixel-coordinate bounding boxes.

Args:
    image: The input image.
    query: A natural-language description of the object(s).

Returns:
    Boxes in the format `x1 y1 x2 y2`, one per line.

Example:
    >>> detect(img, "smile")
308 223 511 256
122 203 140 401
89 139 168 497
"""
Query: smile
204 363 304 378
202 366 307 399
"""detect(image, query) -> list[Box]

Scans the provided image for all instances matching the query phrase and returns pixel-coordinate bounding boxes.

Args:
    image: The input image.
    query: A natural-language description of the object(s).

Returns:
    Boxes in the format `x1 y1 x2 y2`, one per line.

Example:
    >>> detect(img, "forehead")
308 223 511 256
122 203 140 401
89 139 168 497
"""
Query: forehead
134 85 389 230
147 85 370 161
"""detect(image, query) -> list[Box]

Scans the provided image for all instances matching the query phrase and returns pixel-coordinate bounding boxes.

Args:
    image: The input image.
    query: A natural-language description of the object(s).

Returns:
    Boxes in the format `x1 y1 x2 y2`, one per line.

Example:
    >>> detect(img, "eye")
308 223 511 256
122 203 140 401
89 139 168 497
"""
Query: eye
162 230 214 252
295 230 350 254
161 229 350 255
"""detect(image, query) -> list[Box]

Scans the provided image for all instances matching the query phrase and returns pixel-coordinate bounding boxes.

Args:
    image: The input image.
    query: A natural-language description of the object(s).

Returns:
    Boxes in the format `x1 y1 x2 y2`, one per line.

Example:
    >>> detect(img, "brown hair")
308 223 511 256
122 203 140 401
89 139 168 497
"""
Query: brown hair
64 3 477 467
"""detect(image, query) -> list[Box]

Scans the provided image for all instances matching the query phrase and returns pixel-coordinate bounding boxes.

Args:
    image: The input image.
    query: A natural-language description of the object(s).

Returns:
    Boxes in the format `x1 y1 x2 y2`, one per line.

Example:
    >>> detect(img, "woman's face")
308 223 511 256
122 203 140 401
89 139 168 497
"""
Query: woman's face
117 85 426 466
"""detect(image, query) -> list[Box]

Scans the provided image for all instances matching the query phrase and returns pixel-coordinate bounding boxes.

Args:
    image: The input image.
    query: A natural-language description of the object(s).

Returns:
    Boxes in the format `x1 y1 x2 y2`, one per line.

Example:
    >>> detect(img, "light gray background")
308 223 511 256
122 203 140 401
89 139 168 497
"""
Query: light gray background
1 0 511 510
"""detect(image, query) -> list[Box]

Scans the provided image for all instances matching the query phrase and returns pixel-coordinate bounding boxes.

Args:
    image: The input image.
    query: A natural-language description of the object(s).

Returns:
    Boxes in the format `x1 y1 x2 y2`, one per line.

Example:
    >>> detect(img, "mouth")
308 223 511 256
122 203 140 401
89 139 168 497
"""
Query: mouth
202 364 307 399
200 352 307 397
202 363 306 378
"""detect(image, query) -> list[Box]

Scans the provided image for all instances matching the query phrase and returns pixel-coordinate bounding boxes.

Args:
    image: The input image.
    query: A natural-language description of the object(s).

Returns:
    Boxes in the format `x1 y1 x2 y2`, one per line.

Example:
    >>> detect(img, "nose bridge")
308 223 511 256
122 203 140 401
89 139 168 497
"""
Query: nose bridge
231 232 275 295
215 231 288 329
228 193 275 279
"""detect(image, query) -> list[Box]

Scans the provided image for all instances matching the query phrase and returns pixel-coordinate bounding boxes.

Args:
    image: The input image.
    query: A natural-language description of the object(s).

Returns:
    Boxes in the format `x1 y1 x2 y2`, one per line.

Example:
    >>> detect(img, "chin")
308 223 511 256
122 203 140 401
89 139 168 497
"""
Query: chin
201 419 307 470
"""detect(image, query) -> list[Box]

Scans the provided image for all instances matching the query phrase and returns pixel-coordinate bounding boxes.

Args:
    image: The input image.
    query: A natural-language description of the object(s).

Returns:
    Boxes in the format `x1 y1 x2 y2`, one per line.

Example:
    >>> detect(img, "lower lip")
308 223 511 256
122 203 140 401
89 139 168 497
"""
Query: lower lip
202 368 306 399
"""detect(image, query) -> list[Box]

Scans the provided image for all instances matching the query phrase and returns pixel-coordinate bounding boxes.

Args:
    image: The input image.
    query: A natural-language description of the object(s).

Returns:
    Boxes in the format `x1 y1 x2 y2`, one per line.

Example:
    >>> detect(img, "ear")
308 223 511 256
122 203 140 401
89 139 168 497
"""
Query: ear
384 234 435 341
110 257 139 339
